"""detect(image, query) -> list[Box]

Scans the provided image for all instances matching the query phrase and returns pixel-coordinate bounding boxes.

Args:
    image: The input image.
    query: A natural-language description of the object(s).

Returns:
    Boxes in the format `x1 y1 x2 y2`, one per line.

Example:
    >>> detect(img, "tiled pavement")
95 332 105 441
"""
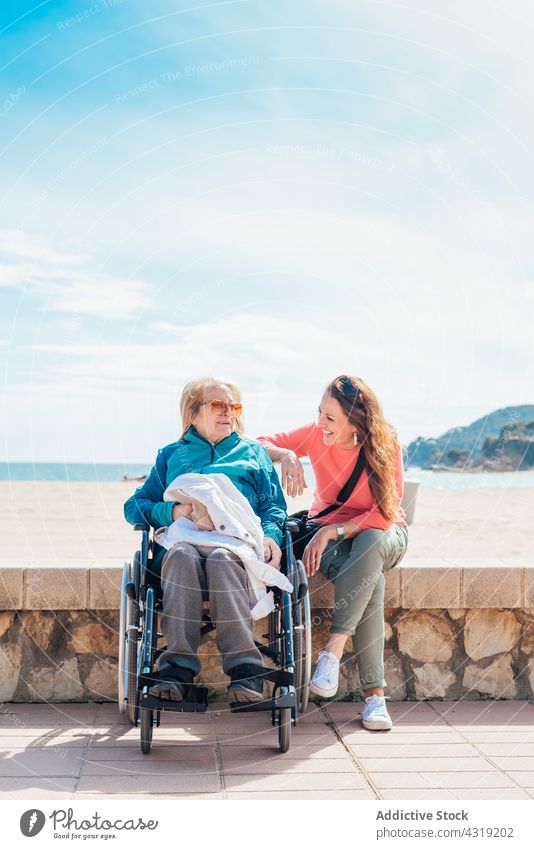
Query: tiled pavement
1 700 533 800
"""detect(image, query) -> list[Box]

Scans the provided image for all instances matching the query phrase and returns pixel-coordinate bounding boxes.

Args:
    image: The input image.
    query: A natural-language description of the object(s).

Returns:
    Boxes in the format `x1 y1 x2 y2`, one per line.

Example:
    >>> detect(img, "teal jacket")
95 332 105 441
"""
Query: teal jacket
123 426 287 545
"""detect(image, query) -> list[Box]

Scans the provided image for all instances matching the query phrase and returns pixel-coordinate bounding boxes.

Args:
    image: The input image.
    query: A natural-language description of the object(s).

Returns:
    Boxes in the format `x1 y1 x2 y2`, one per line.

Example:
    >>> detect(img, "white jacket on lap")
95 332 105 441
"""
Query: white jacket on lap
154 472 292 619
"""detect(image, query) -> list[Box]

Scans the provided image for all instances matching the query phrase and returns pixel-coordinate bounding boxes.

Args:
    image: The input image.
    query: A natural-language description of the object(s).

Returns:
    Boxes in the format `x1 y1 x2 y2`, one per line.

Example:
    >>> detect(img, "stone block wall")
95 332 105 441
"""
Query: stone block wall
1 561 533 702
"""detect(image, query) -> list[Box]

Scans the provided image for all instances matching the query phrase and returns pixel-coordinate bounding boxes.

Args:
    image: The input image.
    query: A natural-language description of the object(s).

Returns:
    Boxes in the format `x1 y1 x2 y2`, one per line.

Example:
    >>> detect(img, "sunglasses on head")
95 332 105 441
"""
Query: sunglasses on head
335 375 361 400
201 399 243 416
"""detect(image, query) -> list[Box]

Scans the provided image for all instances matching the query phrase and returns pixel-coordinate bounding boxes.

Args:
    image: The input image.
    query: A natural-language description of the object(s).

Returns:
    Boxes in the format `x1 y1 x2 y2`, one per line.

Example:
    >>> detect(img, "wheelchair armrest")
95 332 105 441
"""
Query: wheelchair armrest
134 522 150 532
286 520 300 535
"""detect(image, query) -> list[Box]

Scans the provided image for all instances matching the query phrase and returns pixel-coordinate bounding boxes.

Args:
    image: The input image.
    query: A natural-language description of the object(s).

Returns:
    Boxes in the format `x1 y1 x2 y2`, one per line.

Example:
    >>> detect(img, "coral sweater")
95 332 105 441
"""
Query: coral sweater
257 422 406 530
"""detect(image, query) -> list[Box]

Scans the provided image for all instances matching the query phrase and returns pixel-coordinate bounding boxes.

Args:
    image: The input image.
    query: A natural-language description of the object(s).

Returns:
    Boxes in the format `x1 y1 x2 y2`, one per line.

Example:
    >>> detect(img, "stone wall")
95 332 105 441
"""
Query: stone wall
1 562 533 702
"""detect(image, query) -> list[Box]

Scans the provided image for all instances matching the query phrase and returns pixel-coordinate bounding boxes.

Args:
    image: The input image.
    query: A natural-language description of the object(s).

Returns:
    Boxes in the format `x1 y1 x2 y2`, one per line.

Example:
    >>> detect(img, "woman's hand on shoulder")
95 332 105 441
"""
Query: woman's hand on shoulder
280 450 307 498
263 537 282 568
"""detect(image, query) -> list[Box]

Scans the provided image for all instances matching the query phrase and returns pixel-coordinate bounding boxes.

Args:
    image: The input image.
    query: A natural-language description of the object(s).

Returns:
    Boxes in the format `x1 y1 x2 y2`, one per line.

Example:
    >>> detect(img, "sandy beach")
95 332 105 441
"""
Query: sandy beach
1 481 533 564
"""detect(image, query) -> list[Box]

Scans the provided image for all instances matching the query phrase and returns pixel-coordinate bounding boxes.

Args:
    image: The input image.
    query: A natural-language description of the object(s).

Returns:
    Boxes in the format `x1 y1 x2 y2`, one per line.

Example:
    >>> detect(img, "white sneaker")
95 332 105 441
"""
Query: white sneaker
309 650 340 698
361 695 393 730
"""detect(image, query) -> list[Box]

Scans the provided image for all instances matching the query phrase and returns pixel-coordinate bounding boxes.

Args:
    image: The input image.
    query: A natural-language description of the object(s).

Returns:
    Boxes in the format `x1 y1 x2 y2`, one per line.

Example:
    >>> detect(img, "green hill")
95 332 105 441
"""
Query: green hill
407 405 534 469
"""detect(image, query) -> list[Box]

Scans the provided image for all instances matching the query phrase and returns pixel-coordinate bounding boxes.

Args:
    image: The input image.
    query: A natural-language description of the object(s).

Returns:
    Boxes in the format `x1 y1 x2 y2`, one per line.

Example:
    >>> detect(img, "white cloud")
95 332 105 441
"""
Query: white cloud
0 228 152 318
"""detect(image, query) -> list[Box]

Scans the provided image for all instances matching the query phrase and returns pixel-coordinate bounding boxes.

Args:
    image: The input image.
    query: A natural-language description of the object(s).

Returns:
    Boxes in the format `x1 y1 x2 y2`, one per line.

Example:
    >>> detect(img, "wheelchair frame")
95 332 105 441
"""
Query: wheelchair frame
117 521 312 754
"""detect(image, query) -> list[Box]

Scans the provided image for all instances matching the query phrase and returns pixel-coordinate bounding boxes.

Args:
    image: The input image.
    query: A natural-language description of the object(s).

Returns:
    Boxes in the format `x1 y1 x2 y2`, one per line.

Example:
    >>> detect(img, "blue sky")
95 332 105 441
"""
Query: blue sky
1 0 533 461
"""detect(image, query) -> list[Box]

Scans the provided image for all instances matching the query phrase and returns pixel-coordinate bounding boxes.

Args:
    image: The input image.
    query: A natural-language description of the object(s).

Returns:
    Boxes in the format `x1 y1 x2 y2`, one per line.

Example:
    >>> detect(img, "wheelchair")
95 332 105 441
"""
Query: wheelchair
118 521 312 754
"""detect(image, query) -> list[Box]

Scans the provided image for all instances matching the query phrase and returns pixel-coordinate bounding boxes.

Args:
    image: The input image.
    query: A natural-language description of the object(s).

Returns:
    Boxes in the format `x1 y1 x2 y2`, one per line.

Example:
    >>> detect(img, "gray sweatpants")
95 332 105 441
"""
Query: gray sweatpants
319 524 408 690
157 543 263 676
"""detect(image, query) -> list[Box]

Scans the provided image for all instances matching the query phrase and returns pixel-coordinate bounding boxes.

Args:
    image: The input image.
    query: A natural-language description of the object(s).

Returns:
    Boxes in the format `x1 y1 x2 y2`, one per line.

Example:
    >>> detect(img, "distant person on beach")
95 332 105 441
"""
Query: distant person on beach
258 375 408 731
124 377 287 705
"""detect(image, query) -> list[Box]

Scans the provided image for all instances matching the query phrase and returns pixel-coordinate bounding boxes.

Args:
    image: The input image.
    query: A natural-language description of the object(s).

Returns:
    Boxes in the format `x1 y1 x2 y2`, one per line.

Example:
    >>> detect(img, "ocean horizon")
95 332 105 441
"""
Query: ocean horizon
1 462 534 490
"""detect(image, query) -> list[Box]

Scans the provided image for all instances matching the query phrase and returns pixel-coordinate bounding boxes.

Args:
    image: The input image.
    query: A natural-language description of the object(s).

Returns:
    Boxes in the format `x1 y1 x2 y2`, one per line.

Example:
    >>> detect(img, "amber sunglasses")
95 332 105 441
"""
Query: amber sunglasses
201 399 243 416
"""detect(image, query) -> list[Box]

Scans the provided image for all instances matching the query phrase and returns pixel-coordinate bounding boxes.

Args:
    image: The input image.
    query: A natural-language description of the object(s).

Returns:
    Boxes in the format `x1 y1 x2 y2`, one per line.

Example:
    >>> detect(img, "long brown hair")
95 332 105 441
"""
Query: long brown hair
327 375 400 521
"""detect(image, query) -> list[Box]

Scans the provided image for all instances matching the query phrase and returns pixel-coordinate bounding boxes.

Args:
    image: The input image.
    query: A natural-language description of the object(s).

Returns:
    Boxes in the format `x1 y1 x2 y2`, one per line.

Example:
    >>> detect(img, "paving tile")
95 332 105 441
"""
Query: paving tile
378 788 530 800
219 743 347 760
81 759 217 776
216 729 334 746
224 772 369 791
89 736 215 749
430 701 534 720
226 790 376 799
342 732 464 745
485 756 534 770
463 732 534 743
340 728 445 744
86 745 216 763
360 756 496 772
1 703 99 719
92 724 216 741
0 748 84 778
75 773 220 793
369 771 515 790
348 743 478 758
445 788 532 800
472 743 534 756
222 758 356 775
72 792 225 799
379 789 459 799
448 724 534 736
327 701 435 720
0 735 90 749
0 727 96 740
501 772 534 787
0 777 77 798
86 743 215 770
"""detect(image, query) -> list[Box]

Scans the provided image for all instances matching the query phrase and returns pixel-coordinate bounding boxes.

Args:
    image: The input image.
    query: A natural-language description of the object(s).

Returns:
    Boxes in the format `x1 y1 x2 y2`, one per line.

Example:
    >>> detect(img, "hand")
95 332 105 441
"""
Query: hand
303 526 336 576
263 537 282 568
190 499 215 531
171 503 193 521
280 450 307 498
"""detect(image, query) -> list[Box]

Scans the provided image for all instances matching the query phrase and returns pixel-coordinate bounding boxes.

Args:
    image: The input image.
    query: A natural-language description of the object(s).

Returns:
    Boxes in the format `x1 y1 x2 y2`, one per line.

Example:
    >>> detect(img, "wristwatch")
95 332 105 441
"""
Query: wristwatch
336 525 345 541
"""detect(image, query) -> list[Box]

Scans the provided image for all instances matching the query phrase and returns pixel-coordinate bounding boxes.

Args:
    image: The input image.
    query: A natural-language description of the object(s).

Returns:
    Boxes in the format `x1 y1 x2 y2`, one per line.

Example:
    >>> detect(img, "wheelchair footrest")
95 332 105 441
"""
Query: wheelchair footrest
230 690 296 713
139 687 209 713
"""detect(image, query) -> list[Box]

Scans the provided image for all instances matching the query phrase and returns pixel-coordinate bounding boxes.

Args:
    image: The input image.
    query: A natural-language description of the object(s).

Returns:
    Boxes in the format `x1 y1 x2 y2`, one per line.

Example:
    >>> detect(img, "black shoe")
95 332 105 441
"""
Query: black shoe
227 664 265 704
148 664 194 702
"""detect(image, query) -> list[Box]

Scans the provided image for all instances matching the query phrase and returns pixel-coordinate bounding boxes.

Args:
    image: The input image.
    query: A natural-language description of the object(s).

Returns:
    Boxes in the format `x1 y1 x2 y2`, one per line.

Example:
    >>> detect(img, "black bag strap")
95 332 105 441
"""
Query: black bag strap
309 447 367 521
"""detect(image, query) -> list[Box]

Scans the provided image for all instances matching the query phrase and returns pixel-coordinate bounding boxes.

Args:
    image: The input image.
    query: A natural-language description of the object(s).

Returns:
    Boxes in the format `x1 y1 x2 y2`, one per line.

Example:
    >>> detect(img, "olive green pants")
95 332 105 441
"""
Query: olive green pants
318 524 408 690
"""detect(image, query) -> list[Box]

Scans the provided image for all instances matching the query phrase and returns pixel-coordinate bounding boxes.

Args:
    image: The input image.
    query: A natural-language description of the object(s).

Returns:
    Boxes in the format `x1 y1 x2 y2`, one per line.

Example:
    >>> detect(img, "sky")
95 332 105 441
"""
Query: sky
1 0 533 462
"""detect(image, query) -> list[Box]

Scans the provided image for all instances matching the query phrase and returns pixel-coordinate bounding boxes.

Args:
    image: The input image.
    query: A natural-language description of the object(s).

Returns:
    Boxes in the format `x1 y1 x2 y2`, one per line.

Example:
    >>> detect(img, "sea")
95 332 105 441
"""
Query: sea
1 461 534 490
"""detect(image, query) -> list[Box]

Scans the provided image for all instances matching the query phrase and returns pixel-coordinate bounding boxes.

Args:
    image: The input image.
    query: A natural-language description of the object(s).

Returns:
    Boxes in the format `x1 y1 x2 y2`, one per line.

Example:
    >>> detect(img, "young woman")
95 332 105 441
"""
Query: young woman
258 375 407 730
124 377 287 704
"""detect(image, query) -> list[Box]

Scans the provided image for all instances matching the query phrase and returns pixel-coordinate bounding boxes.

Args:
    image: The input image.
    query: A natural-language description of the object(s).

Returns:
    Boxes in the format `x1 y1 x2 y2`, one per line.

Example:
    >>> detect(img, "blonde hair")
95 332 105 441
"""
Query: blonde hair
180 376 244 437
327 375 401 522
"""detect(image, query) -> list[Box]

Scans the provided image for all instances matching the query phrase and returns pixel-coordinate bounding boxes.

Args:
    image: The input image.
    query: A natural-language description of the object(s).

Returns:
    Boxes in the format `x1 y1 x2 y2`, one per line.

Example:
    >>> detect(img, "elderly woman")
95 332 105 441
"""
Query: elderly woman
258 375 408 730
124 377 287 705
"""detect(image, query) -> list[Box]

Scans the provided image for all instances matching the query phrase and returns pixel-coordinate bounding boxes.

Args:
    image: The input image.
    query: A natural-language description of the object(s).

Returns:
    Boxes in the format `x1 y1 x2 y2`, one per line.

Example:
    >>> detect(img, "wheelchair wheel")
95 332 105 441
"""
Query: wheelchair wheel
117 561 130 714
126 553 141 725
126 623 139 725
294 559 312 715
140 707 153 754
139 585 156 754
278 696 291 753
